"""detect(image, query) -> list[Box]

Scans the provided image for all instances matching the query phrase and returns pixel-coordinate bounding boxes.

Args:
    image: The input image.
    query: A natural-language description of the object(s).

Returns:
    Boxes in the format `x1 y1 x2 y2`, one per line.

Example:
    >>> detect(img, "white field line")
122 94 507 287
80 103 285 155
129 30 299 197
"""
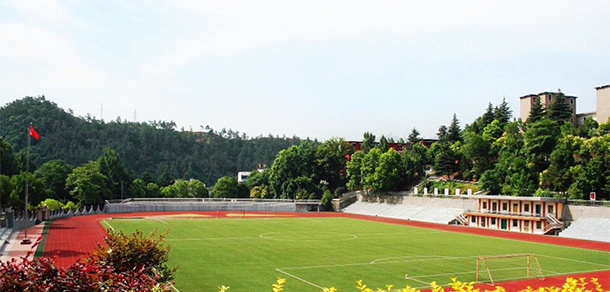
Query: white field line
370 255 454 264
535 253 610 268
170 284 180 292
101 220 116 231
276 268 324 290
156 218 168 225
404 276 430 285
278 255 477 271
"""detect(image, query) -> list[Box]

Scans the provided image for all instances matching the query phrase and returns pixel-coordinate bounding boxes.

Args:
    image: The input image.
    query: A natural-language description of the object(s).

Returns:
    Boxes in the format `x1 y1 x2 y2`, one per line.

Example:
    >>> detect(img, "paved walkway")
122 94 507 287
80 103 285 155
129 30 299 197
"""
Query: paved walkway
0 223 45 262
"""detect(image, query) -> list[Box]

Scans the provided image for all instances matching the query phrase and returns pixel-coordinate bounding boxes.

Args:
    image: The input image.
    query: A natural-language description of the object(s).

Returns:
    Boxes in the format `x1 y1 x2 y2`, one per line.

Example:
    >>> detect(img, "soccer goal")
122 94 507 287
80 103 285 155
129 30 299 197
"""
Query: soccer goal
475 253 545 285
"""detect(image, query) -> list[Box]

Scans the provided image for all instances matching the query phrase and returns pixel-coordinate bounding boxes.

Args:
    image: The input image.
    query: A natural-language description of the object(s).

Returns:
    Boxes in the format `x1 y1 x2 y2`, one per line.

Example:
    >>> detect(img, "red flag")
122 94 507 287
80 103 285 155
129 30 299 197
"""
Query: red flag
29 125 40 140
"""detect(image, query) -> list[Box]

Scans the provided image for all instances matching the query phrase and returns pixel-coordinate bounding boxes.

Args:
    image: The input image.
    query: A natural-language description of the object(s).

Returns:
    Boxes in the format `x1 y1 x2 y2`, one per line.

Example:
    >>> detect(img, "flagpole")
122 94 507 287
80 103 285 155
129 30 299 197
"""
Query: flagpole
21 125 32 245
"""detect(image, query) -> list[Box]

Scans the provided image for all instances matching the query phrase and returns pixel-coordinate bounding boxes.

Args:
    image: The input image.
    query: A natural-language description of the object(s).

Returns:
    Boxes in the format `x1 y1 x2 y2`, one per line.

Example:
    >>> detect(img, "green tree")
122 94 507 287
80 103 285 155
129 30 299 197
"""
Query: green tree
66 161 110 206
480 169 502 195
482 120 504 142
462 131 492 179
9 172 45 209
284 176 318 199
0 174 14 208
321 189 334 211
373 148 403 192
0 138 19 176
146 182 161 198
526 97 545 124
524 119 560 173
447 114 462 143
433 144 458 177
575 117 599 138
245 170 269 190
407 128 422 144
540 135 582 194
315 138 354 194
35 159 73 201
378 135 389 152
346 150 365 190
361 132 376 153
481 103 495 128
547 93 573 124
128 178 147 198
212 176 238 198
360 148 382 192
250 185 269 199
98 148 131 199
188 179 209 198
402 142 429 185
39 198 64 210
268 143 318 198
437 125 448 142
494 98 512 125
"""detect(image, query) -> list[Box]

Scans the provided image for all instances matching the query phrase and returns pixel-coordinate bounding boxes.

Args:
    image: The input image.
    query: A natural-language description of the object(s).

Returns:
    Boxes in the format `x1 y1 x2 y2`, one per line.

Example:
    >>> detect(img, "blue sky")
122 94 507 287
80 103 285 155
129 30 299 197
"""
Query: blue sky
1 1 609 140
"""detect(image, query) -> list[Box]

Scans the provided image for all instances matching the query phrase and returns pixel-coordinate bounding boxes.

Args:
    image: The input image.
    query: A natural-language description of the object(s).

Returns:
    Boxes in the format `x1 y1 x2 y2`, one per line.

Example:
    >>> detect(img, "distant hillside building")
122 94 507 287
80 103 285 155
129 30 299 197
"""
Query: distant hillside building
519 91 577 122
597 84 610 123
519 84 610 125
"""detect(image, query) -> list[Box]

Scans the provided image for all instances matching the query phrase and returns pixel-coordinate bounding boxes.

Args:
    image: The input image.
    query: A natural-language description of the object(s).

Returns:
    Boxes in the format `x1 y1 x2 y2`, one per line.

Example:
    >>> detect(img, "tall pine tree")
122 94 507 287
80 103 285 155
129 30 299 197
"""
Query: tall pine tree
447 114 462 143
494 98 512 125
547 93 573 124
526 97 545 124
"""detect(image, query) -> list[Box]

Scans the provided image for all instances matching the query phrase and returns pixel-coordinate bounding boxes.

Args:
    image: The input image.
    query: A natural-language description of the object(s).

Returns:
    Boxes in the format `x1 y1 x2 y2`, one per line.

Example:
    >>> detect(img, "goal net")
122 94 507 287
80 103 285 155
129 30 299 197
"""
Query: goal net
475 254 544 285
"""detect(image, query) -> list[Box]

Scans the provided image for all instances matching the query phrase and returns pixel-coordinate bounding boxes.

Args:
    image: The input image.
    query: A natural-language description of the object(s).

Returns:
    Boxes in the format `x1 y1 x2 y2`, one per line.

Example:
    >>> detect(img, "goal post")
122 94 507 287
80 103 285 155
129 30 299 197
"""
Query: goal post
475 253 544 285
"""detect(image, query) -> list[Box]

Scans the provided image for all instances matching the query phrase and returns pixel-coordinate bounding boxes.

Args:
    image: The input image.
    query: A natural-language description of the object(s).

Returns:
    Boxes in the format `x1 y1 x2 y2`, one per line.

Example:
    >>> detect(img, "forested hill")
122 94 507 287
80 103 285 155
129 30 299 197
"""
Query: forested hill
0 96 300 186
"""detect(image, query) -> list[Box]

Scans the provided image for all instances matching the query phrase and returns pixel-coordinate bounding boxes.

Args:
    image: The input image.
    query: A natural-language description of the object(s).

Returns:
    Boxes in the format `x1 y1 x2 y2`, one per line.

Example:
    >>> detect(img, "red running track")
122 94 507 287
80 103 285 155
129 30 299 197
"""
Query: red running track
42 211 610 290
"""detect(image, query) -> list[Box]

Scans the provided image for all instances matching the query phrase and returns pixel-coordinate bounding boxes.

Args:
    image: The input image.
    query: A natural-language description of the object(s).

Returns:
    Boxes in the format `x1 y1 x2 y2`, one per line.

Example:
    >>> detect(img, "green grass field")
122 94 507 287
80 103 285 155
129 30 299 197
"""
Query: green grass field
103 216 610 292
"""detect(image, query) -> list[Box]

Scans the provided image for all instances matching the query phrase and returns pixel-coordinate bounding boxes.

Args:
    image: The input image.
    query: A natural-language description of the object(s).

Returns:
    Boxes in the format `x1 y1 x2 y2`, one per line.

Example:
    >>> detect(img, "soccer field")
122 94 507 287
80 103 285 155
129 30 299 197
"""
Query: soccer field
104 216 610 292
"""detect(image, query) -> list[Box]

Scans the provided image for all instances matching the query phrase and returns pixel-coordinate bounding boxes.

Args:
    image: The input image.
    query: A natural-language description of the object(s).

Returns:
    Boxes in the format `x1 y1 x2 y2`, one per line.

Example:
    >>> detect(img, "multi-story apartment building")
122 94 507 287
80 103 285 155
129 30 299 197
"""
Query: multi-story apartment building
519 91 577 122
597 84 610 123
519 85 610 125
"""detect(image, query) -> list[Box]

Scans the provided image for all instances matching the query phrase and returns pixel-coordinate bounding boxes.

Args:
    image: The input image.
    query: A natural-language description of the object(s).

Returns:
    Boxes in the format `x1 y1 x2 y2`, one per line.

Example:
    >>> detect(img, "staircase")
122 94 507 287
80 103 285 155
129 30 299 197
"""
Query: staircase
544 214 565 235
454 214 469 226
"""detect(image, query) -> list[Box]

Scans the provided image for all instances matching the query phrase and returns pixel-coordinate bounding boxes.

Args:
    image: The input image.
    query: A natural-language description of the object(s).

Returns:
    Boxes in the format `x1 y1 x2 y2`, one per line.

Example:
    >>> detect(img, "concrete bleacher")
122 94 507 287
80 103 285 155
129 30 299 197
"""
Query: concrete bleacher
343 201 464 225
558 217 610 243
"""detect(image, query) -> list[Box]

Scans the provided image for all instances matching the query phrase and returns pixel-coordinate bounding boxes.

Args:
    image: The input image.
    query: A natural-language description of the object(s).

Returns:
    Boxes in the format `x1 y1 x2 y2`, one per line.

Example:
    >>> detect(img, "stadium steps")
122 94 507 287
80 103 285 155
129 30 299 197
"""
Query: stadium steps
343 201 466 225
558 218 610 243
455 214 469 226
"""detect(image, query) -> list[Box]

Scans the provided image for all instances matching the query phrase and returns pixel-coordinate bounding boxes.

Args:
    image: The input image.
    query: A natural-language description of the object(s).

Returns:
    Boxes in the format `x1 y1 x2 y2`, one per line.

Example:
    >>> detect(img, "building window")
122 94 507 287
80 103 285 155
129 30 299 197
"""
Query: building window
482 202 487 209
502 203 508 211
524 204 530 212
570 99 574 104
491 218 496 225
482 219 486 227
471 216 476 223
536 221 542 229
492 202 497 211
513 219 518 227
513 203 519 213
548 205 554 214
549 96 552 101
524 221 530 232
